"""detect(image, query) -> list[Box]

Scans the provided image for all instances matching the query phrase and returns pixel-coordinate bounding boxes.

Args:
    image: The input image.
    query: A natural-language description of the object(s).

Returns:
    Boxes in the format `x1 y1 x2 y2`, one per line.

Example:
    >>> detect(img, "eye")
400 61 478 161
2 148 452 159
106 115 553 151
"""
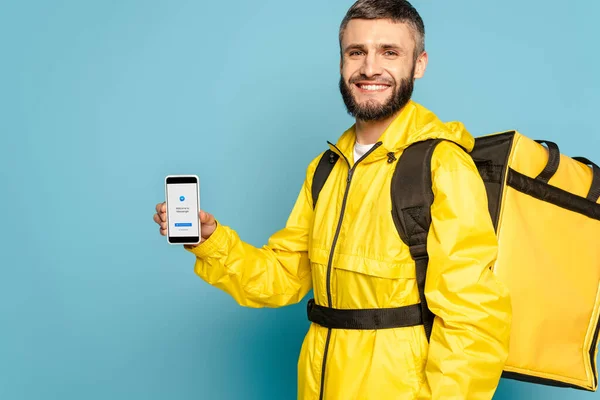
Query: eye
349 50 364 57
384 50 398 57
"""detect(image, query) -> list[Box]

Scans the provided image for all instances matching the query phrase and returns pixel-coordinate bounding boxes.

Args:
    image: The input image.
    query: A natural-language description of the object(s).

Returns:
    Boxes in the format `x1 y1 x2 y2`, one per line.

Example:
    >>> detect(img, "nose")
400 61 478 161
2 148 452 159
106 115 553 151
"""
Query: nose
359 52 383 78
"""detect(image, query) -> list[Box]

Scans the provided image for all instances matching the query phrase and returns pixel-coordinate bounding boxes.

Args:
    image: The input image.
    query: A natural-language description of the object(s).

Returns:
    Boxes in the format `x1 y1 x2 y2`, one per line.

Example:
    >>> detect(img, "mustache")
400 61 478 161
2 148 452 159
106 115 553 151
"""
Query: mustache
349 75 395 86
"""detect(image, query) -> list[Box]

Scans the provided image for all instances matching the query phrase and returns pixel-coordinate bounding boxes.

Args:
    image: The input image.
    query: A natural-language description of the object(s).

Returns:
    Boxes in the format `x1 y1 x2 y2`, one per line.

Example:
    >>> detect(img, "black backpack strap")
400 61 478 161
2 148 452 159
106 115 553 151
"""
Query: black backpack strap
573 156 600 203
391 139 444 341
311 150 339 208
534 140 561 183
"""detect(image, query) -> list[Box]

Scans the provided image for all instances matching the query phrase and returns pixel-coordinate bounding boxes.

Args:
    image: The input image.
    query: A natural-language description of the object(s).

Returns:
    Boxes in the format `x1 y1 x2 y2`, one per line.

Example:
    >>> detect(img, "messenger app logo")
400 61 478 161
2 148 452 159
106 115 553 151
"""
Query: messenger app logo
179 196 185 202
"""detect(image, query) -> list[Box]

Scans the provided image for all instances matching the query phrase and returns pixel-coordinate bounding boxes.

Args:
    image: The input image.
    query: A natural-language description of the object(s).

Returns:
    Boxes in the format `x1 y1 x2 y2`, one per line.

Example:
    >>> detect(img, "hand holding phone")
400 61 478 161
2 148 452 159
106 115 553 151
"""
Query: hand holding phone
154 206 217 245
164 175 201 245
154 175 218 245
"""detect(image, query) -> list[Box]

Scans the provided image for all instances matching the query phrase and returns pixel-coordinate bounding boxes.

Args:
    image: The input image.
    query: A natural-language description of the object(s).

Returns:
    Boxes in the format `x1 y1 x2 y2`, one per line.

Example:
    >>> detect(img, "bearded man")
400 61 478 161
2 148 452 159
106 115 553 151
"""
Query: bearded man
153 1 512 398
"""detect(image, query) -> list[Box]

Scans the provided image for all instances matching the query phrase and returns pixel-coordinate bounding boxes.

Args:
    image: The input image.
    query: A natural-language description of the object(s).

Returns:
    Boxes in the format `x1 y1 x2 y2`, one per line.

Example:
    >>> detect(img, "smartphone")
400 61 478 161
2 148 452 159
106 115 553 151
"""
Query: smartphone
164 175 201 245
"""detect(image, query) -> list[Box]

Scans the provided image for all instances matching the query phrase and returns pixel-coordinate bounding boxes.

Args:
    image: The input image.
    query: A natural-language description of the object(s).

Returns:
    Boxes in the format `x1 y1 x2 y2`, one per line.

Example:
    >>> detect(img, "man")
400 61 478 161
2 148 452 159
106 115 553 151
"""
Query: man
153 1 512 398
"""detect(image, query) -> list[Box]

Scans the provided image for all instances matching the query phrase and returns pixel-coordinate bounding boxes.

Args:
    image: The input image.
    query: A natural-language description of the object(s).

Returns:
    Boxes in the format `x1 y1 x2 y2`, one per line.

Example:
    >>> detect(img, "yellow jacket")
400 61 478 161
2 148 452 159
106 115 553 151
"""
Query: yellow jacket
186 101 512 399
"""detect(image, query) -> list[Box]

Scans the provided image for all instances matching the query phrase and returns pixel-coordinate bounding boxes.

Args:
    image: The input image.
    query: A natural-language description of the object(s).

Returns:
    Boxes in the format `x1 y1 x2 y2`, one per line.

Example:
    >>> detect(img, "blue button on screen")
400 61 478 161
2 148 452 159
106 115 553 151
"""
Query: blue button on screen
175 223 193 227
179 196 185 201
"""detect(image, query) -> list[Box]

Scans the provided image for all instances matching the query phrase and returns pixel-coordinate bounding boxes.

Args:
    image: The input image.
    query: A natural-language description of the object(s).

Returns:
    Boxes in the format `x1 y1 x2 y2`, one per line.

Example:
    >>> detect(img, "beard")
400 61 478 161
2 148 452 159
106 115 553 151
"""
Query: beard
339 64 416 122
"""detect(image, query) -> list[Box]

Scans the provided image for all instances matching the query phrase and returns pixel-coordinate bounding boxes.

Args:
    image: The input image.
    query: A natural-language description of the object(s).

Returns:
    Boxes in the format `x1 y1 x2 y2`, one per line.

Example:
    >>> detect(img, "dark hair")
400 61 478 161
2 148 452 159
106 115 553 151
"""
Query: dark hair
339 0 425 60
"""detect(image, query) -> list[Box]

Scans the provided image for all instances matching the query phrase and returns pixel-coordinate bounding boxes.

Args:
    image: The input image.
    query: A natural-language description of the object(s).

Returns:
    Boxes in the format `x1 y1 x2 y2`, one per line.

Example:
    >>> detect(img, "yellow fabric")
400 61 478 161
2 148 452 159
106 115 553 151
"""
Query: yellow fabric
186 101 512 399
492 132 600 390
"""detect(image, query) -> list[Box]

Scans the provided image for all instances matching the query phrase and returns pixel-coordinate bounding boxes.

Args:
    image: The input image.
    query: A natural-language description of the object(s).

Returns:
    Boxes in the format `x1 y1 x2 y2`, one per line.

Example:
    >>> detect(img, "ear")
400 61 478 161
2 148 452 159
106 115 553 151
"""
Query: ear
413 51 428 80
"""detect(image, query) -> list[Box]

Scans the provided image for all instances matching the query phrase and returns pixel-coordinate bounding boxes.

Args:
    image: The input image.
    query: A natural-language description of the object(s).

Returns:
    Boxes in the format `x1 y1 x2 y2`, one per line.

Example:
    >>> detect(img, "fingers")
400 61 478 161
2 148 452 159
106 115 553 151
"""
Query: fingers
154 202 167 222
154 202 167 235
153 213 166 225
154 213 167 234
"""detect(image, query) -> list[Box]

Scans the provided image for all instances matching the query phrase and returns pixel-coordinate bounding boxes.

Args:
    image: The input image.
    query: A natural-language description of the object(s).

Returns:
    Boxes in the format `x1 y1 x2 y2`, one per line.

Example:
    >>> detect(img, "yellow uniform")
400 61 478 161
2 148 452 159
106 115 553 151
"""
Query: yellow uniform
186 101 512 399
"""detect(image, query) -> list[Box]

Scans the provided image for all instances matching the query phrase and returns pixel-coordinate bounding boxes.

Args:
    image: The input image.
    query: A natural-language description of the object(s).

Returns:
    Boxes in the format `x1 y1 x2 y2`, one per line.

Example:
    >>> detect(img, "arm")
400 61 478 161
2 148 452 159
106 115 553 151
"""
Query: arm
184 161 318 308
417 142 512 400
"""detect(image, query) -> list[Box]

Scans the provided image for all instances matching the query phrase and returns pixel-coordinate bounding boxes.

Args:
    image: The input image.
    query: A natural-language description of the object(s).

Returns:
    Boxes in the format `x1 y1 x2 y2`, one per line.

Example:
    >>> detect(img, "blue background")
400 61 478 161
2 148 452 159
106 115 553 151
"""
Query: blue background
1 0 598 399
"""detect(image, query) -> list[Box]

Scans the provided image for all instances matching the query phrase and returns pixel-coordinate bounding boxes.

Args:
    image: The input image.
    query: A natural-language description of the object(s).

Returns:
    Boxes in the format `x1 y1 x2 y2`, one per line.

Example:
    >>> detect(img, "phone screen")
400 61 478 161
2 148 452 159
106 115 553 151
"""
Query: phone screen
165 176 200 244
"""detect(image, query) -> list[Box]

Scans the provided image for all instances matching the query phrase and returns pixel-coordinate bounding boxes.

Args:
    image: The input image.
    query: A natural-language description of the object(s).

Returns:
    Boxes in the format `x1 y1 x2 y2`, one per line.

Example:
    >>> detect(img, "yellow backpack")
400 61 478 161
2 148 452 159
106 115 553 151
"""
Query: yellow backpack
311 130 600 391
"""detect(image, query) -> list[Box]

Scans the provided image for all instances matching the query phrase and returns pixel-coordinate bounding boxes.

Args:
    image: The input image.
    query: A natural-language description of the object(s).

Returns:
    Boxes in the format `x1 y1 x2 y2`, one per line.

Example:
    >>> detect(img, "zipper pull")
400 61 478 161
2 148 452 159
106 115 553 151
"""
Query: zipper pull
347 169 354 183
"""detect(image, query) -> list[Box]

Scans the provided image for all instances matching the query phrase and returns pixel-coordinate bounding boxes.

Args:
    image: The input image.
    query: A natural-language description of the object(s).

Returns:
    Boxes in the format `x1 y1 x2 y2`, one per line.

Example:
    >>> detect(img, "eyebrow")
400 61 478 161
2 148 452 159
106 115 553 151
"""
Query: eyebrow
343 43 405 53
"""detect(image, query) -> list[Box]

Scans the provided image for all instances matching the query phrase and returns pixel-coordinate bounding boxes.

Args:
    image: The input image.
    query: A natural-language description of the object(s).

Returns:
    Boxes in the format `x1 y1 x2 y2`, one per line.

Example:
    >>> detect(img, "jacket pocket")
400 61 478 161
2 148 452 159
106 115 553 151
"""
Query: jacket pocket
320 252 420 309
332 252 416 279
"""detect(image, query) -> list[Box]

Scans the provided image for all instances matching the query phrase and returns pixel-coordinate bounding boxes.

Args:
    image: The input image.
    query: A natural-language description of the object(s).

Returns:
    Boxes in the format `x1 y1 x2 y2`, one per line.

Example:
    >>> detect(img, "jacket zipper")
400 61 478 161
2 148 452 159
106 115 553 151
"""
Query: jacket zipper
318 141 382 400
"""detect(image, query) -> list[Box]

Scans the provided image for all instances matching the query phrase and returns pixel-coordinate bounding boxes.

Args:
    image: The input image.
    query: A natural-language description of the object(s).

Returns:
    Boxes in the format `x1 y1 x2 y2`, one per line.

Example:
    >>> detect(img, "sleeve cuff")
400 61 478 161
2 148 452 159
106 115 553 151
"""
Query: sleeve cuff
184 221 228 258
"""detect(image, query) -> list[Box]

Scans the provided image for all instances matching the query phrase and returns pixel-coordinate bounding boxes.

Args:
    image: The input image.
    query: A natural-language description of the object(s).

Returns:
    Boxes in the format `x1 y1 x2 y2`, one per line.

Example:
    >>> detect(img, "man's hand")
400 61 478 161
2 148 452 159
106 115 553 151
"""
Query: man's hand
153 202 217 246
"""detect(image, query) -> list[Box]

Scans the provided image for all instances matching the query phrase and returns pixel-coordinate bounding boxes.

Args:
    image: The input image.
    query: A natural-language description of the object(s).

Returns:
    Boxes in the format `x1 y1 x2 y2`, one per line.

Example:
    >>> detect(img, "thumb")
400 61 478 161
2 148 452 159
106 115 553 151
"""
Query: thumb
199 210 216 225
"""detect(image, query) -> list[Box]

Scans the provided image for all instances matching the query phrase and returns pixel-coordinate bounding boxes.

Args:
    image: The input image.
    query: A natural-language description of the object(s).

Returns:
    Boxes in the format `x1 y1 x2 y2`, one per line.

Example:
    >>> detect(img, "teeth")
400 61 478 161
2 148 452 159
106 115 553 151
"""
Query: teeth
361 85 388 91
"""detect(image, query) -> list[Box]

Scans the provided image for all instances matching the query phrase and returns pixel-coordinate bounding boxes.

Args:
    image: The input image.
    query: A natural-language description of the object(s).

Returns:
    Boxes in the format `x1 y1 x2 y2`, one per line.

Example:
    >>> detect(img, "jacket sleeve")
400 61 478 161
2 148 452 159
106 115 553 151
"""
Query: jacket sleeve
183 158 319 308
417 142 512 400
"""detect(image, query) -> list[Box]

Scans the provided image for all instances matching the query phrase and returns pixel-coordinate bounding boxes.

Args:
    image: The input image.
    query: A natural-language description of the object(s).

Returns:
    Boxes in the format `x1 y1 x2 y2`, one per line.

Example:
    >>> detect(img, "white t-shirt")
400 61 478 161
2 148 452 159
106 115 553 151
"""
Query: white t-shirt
354 141 376 163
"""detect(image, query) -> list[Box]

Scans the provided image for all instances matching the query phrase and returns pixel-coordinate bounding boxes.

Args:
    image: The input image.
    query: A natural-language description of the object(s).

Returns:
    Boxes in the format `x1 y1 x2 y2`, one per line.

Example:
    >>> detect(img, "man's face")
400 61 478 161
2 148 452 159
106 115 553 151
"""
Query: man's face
339 19 427 121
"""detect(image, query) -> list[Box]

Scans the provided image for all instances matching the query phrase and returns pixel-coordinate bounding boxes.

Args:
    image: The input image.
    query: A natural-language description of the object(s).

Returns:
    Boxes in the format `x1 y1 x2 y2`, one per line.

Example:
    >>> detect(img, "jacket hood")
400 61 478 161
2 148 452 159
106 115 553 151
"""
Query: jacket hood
331 101 475 163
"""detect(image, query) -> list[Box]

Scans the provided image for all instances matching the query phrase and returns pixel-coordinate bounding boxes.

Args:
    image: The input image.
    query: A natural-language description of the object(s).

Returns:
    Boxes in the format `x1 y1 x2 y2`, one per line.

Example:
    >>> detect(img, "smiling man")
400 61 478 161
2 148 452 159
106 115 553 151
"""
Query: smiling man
154 1 512 399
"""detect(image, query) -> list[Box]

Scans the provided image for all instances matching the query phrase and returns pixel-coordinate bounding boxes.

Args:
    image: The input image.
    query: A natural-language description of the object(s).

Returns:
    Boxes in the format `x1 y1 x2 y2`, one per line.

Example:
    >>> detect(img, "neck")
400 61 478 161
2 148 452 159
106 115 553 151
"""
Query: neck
355 112 400 145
